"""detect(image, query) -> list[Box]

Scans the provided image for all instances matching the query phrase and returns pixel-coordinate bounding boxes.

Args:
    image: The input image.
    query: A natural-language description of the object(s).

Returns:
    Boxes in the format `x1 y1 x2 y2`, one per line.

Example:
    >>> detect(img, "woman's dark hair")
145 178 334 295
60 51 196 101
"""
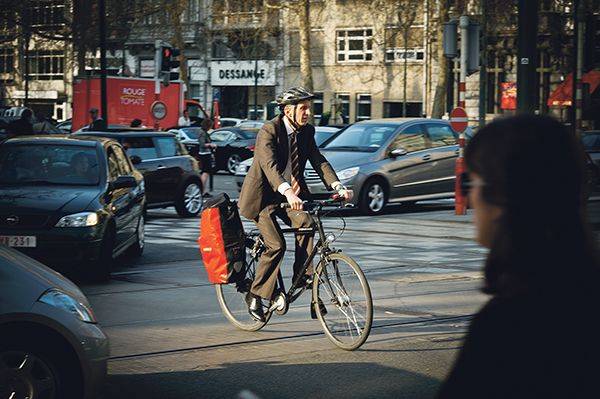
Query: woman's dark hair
465 114 599 296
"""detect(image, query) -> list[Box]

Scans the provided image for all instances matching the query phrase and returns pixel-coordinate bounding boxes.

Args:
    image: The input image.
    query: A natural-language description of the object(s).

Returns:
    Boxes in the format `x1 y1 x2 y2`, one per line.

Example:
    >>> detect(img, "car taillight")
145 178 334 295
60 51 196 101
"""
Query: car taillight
248 145 255 151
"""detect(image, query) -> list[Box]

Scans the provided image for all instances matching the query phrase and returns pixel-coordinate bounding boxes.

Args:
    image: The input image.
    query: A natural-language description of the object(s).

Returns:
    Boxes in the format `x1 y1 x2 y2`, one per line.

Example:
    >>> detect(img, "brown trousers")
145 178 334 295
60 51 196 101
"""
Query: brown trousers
250 204 314 299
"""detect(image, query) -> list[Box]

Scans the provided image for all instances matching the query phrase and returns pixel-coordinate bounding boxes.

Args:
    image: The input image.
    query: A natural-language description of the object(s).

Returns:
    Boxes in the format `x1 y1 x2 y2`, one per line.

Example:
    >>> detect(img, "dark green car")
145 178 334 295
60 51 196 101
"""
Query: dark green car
0 135 146 280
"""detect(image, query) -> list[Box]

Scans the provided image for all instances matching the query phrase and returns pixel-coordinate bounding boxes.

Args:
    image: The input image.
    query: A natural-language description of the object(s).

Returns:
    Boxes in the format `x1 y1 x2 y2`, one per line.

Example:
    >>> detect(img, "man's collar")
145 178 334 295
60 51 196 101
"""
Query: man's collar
282 115 304 135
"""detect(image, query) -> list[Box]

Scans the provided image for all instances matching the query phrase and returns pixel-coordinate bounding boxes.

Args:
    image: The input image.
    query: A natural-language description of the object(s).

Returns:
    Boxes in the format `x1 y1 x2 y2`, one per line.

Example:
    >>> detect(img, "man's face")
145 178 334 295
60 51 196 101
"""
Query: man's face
285 100 312 126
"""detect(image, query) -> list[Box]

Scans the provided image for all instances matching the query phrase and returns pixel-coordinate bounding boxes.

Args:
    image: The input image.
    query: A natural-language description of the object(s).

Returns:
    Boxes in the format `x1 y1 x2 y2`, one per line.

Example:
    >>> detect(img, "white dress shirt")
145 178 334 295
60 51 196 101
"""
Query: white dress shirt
277 116 341 195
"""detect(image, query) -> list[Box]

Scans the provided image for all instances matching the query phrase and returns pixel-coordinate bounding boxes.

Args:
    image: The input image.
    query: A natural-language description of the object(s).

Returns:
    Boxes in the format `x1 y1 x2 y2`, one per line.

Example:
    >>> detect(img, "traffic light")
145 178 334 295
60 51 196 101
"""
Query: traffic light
160 46 180 72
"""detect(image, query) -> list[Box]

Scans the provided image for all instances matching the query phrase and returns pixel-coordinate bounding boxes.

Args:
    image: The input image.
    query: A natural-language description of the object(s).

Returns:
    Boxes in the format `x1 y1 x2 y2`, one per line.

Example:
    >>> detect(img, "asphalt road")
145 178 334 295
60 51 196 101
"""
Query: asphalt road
73 173 600 399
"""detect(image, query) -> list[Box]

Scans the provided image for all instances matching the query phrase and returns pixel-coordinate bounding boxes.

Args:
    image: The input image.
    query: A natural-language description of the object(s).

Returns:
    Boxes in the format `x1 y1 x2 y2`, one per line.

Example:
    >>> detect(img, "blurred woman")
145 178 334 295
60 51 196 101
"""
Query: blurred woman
437 115 600 398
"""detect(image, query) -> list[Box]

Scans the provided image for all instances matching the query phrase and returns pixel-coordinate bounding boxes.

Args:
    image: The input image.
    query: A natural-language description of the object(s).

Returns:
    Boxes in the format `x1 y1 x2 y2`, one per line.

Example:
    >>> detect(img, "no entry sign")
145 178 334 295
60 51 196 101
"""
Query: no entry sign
450 107 468 133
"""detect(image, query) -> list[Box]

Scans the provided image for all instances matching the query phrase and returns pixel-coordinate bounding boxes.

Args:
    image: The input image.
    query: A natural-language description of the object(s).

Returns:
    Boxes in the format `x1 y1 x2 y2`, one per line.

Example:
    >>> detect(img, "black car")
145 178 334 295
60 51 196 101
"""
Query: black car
209 127 258 174
77 131 203 217
0 135 145 280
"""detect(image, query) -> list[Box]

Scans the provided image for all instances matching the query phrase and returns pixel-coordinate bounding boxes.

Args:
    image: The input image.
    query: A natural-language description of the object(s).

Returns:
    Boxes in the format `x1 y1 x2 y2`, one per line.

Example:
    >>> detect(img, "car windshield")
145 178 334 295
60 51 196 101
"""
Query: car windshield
323 124 397 152
0 144 100 186
315 131 335 146
180 127 201 140
238 129 259 139
582 133 600 151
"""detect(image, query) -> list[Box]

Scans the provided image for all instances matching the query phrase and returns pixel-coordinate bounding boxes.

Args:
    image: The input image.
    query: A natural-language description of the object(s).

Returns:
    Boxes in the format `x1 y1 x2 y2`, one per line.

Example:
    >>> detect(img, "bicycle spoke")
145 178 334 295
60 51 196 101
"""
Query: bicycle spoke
315 253 373 350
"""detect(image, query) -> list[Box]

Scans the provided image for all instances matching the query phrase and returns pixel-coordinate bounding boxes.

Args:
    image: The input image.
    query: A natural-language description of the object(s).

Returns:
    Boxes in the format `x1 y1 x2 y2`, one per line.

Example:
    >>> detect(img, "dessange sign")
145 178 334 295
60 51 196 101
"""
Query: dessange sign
210 60 280 86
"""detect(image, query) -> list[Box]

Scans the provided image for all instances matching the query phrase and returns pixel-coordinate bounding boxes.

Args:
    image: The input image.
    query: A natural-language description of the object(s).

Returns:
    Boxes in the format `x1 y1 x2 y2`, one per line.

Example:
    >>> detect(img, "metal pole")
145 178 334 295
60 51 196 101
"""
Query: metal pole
154 40 161 129
99 0 108 130
478 0 487 127
254 58 258 120
516 0 538 114
455 15 469 216
574 0 586 134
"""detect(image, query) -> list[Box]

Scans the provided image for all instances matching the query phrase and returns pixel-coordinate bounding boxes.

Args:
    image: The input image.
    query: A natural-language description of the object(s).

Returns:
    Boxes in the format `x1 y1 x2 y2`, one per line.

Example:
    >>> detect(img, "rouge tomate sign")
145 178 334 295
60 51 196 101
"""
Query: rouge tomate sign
72 76 183 131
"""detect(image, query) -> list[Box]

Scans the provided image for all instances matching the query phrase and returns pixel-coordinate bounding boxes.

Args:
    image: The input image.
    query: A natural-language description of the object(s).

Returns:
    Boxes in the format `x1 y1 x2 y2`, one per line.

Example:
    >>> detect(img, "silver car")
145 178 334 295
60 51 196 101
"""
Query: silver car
0 245 108 399
308 118 469 214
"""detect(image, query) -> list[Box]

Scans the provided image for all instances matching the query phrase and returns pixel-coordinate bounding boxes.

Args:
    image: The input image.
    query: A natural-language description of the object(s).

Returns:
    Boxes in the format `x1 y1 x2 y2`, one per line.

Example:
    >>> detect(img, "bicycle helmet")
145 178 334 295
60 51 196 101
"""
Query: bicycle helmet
275 86 315 106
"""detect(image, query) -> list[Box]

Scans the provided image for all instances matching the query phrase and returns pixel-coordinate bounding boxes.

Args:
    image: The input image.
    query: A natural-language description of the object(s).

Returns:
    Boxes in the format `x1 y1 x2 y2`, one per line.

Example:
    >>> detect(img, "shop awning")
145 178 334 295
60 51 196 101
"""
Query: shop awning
547 70 600 107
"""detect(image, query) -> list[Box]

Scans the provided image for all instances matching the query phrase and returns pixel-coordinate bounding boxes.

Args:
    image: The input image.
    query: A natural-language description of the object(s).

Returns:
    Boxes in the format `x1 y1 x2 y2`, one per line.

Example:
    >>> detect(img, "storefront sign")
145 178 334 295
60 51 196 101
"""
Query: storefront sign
210 60 281 86
500 82 517 110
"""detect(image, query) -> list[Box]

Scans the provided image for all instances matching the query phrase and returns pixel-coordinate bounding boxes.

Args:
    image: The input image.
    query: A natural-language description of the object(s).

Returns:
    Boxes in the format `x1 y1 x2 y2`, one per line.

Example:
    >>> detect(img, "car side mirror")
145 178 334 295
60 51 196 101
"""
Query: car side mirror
129 155 142 165
111 175 137 190
390 148 408 157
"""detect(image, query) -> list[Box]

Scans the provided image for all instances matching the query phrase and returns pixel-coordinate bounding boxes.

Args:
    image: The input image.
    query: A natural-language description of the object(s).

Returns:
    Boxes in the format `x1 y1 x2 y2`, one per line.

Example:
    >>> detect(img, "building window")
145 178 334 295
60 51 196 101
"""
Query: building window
313 92 323 124
337 29 373 62
356 94 371 121
0 48 14 73
336 93 350 123
31 1 65 29
28 50 64 80
383 101 422 117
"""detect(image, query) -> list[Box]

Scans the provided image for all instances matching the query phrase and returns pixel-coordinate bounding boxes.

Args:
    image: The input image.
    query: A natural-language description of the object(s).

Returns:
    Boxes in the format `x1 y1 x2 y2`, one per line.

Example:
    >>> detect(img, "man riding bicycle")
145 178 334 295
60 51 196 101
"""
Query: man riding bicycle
238 87 353 322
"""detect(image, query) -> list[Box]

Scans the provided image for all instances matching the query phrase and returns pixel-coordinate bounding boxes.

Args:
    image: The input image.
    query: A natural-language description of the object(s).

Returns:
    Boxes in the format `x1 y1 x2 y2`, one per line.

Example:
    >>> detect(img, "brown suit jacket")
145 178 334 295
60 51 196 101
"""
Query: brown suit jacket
238 115 339 220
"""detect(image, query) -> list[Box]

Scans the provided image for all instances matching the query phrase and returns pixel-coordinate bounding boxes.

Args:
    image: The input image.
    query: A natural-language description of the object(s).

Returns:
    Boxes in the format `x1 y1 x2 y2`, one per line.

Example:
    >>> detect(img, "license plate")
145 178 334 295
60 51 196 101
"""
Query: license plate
0 235 37 248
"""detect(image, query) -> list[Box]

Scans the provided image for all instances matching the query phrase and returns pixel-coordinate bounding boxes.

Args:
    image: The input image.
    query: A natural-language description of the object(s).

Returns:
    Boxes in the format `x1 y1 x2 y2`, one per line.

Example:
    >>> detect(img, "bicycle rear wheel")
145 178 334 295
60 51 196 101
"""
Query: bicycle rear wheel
313 252 373 350
215 249 270 331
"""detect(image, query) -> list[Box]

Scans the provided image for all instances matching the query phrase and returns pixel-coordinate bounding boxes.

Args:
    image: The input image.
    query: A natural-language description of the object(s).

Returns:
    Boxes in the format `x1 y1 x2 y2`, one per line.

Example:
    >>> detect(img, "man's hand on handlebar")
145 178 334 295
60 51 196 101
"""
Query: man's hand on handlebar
284 189 304 210
338 188 354 202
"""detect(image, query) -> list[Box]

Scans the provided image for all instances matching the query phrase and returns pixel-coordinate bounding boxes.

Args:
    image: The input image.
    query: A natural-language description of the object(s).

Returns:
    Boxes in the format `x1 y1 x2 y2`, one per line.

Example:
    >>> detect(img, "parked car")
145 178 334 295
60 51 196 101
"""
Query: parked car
219 117 244 127
76 131 203 217
234 126 343 190
0 245 108 399
581 130 600 196
209 127 258 174
237 120 265 130
56 118 72 133
304 118 476 214
72 125 154 134
0 135 146 280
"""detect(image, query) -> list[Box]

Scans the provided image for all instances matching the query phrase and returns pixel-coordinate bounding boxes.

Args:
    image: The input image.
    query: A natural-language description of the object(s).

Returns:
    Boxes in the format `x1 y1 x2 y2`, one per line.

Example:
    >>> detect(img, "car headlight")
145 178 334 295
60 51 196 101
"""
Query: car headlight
55 212 99 227
38 289 97 323
337 167 360 181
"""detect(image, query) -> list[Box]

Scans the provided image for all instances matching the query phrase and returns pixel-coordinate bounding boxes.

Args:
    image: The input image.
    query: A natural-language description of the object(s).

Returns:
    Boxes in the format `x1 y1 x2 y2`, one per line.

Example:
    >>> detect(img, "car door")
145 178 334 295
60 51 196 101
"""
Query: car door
384 124 435 199
106 146 134 248
423 122 459 195
112 144 143 238
153 136 187 201
121 136 166 204
209 130 236 169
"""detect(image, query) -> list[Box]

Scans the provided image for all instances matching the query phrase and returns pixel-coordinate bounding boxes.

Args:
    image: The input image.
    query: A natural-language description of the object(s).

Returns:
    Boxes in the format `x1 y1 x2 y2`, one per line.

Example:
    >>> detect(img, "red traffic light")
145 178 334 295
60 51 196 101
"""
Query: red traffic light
163 48 171 58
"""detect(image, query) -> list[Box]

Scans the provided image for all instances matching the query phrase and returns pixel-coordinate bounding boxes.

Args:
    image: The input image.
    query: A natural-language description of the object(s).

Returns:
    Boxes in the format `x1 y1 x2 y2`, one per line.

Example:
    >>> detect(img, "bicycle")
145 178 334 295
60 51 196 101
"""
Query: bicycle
215 197 373 350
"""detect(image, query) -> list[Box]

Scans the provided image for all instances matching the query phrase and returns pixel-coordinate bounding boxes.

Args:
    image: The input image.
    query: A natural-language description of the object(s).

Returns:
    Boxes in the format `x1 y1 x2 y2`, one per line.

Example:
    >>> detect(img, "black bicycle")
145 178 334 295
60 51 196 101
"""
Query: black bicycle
215 197 373 350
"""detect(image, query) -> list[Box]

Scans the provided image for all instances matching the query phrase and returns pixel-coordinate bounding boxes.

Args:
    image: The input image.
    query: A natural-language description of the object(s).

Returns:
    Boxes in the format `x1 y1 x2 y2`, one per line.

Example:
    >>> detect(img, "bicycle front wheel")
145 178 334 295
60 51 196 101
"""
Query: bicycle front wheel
215 250 270 331
313 252 373 350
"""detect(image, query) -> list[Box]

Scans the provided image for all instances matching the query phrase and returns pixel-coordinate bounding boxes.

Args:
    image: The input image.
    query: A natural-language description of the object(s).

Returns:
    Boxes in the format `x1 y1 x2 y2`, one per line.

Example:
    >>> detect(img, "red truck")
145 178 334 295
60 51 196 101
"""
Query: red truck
72 76 208 132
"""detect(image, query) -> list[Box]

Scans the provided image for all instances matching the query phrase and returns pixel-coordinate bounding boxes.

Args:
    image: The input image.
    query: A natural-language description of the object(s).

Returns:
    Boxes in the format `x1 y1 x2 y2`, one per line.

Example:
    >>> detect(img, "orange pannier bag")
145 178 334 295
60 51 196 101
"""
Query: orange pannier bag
198 193 245 284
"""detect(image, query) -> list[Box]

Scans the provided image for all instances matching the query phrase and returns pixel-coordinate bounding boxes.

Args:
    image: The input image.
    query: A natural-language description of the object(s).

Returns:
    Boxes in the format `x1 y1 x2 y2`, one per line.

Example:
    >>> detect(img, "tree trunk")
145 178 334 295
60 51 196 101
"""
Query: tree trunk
431 0 449 118
298 0 313 92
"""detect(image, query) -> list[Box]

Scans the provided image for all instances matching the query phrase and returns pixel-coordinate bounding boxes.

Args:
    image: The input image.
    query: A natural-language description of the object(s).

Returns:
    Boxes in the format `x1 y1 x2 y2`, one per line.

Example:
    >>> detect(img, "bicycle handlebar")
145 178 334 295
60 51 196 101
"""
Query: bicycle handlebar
280 194 353 210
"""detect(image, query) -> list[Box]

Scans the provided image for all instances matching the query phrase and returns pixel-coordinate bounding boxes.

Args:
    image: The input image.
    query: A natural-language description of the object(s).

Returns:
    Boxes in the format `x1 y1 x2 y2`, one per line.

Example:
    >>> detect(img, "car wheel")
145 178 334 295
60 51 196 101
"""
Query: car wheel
359 179 388 215
92 227 114 282
227 154 242 174
175 180 202 217
126 215 145 258
0 333 83 399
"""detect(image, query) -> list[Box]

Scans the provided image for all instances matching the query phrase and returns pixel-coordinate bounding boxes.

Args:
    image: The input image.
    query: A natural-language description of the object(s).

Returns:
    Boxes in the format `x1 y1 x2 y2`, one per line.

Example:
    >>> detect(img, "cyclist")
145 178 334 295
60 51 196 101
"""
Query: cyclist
238 87 353 322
